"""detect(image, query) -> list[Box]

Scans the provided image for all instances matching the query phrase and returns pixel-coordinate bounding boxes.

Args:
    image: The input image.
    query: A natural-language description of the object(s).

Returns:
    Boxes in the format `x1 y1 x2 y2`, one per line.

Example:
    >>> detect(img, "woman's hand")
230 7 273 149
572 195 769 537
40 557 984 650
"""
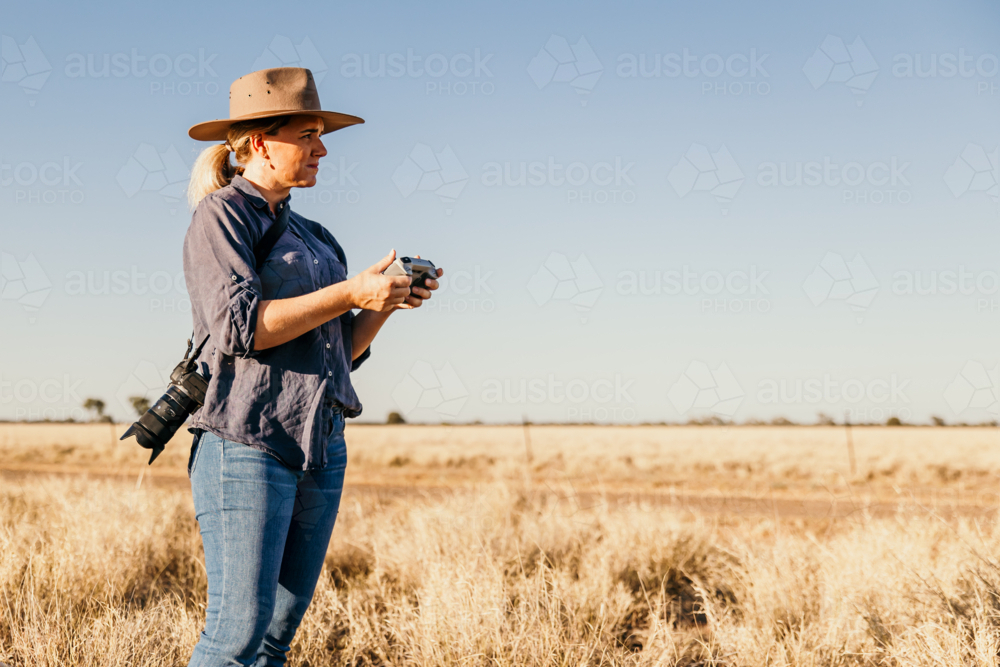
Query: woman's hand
397 255 443 309
348 250 414 312
348 253 443 359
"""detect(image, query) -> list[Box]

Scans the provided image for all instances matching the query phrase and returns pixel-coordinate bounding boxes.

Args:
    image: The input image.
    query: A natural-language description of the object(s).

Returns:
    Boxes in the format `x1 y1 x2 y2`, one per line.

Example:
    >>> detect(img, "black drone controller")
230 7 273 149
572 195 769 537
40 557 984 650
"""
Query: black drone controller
382 257 438 293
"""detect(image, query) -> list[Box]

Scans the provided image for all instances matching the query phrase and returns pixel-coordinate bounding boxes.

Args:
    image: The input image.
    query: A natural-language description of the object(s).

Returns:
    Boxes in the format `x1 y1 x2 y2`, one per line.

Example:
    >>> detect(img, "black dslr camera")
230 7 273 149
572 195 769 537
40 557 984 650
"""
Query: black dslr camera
120 337 209 464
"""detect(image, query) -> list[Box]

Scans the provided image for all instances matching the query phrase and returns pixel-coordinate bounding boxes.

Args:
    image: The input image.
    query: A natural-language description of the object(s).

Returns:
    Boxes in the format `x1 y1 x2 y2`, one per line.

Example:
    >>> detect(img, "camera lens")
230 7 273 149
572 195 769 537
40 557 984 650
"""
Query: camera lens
120 384 202 463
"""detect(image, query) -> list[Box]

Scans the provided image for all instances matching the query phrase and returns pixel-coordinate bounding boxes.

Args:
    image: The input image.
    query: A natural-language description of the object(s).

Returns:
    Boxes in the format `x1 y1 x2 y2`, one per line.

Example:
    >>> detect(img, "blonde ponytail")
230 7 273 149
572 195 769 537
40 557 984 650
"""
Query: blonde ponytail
186 115 294 209
187 143 235 209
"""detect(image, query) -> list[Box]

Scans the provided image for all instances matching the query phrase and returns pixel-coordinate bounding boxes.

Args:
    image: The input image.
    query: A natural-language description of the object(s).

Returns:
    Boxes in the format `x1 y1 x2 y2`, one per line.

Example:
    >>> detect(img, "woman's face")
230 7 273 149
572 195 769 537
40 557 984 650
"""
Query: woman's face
254 115 327 188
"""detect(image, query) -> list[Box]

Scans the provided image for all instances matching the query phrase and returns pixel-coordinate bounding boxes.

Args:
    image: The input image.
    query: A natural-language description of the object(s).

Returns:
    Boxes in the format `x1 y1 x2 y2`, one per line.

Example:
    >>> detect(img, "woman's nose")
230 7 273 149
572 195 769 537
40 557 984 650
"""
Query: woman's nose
314 139 328 158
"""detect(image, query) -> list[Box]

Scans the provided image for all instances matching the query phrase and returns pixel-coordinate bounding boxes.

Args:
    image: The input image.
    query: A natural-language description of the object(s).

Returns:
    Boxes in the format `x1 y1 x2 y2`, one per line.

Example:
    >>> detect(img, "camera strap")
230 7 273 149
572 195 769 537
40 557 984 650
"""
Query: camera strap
253 200 291 273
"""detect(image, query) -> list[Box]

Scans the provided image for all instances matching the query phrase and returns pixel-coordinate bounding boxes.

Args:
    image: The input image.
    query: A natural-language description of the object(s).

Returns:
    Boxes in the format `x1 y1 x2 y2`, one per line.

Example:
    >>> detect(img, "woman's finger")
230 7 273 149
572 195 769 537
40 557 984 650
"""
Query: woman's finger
386 275 412 289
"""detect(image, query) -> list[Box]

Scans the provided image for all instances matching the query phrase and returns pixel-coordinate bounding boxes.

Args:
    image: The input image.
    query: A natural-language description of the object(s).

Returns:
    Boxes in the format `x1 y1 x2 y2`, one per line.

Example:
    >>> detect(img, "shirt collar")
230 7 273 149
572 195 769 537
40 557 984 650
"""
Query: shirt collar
231 174 292 213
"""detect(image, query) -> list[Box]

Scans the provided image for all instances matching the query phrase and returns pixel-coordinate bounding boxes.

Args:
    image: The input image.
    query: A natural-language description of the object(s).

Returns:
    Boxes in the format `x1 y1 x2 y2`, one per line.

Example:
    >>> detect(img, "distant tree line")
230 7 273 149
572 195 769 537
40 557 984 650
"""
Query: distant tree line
0 403 994 427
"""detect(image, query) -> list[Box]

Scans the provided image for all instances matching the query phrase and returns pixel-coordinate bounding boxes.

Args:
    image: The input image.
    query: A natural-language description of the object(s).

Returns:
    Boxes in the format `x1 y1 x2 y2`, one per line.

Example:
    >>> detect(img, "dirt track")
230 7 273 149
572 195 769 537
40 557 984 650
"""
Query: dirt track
2 464 995 521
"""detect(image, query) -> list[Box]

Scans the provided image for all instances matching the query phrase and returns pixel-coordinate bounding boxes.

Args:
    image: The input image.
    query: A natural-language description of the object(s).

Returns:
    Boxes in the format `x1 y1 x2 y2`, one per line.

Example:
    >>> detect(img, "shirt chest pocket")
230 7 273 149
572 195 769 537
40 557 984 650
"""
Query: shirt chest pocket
259 238 316 300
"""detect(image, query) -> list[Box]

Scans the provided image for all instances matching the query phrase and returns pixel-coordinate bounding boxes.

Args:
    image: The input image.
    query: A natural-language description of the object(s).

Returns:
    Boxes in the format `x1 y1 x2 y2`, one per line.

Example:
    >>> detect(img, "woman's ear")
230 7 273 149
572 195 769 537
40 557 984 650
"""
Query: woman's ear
249 132 268 162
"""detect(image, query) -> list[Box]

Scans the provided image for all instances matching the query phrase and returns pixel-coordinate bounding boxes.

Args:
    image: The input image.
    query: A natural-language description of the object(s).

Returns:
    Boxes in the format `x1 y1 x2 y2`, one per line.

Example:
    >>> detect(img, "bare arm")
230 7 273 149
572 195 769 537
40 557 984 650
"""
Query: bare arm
350 310 393 360
252 250 441 354
254 280 356 351
253 250 412 351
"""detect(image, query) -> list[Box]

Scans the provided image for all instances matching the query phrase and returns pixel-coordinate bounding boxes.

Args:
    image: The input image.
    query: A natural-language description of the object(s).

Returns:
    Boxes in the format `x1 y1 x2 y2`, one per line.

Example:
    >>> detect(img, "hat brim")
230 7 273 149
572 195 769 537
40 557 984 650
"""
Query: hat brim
188 109 364 141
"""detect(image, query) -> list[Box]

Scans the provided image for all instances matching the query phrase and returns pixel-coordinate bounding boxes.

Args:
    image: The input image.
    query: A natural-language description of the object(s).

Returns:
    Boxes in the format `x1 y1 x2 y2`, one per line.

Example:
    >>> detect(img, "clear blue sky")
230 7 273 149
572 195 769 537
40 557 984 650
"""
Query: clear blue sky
2 0 999 425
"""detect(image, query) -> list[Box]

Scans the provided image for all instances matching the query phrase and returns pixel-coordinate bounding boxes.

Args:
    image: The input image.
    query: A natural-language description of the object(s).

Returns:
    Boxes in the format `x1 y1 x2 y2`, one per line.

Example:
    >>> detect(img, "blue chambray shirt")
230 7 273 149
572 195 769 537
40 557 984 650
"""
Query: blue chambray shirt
182 174 370 471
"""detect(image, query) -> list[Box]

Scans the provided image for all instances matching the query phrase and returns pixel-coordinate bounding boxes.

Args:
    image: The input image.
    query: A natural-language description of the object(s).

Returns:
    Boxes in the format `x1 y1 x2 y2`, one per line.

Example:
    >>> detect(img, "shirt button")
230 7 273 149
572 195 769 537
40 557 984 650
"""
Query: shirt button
313 259 319 264
327 371 333 377
231 275 237 281
326 343 331 349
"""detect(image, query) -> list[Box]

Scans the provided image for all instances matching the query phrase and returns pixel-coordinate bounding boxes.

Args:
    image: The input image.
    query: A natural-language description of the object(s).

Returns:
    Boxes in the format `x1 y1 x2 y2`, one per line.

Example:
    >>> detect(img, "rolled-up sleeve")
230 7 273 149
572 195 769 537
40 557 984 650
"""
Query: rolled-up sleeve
183 195 263 359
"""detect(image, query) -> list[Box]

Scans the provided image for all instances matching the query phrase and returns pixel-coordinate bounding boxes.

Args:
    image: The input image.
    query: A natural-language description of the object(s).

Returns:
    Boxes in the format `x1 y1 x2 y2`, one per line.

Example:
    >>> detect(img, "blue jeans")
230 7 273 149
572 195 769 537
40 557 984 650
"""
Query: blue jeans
186 414 347 667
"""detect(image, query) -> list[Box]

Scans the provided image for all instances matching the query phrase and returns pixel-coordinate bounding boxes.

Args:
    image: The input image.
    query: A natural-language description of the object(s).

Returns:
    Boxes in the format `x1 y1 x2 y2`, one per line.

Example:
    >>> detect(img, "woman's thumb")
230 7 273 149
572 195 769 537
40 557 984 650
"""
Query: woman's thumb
370 249 396 272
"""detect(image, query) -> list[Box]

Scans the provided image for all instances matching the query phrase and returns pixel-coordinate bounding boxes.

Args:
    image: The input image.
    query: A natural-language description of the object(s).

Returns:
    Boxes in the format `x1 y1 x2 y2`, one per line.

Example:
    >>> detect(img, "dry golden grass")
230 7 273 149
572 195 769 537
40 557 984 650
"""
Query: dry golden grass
3 424 1000 665
3 423 1000 500
5 474 1000 665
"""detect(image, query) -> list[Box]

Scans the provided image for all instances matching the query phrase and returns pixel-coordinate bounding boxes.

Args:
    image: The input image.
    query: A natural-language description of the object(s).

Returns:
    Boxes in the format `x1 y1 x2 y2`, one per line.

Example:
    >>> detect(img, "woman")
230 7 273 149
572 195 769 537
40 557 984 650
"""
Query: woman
181 67 440 666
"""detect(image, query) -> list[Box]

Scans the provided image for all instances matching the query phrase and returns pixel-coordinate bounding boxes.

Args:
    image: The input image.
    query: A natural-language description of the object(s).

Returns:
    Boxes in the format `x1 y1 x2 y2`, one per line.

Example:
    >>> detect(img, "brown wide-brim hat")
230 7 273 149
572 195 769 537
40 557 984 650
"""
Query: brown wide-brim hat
188 67 364 141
